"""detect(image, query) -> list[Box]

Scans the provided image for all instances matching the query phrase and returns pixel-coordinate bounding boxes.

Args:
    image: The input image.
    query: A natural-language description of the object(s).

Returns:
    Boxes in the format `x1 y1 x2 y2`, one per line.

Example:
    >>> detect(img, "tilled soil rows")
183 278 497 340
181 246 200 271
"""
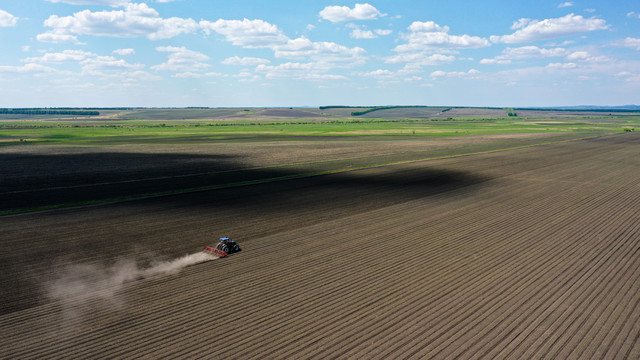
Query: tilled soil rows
2 133 640 359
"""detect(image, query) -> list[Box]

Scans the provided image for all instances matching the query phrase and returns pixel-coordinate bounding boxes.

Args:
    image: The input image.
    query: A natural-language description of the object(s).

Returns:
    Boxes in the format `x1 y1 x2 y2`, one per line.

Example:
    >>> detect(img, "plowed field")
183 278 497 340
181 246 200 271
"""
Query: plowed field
2 133 640 359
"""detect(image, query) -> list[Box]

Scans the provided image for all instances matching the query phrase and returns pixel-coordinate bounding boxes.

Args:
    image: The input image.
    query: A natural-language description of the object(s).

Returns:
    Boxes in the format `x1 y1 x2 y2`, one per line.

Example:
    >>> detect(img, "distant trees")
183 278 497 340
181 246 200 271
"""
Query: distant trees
0 108 99 116
505 108 517 117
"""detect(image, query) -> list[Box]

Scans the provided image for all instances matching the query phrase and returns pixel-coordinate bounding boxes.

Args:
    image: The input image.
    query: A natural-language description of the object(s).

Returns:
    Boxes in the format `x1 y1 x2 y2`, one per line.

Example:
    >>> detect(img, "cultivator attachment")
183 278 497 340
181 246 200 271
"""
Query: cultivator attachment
203 246 227 257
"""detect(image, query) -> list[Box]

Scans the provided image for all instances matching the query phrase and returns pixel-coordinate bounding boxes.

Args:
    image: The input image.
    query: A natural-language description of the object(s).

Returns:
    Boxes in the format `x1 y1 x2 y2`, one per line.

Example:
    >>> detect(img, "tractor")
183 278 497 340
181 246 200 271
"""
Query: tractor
203 237 241 257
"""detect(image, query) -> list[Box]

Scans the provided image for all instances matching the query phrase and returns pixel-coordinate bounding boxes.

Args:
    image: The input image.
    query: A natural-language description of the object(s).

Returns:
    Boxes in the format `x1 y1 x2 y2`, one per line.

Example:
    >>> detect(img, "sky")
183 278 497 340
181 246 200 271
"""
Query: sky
0 0 639 107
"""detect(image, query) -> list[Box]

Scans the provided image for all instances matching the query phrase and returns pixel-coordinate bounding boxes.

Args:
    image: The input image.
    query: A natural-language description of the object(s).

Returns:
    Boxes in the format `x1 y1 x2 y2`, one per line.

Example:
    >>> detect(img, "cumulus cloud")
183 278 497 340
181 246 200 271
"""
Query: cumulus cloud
385 53 455 66
546 62 577 69
430 68 480 78
480 58 512 65
356 69 395 78
200 18 289 48
221 56 270 66
44 0 130 5
202 19 365 64
628 12 640 19
480 45 568 64
255 62 346 80
349 26 392 39
558 2 574 8
273 36 366 64
0 63 58 73
113 48 135 55
611 37 640 50
0 9 18 27
350 29 376 39
81 55 144 75
19 49 144 76
395 21 490 52
319 3 384 22
22 50 96 63
490 13 608 44
38 3 198 43
151 46 210 72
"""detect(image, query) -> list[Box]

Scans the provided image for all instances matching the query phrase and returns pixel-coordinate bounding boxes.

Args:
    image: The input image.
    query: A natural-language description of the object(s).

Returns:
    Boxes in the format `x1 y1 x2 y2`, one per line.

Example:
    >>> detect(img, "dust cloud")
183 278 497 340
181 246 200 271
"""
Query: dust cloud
46 252 218 304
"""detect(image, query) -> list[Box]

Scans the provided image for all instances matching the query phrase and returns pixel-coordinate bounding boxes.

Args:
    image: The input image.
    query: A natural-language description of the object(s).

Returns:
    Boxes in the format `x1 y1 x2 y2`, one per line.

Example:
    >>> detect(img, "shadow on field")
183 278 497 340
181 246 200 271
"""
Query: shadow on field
0 151 241 212
0 149 491 314
0 150 488 213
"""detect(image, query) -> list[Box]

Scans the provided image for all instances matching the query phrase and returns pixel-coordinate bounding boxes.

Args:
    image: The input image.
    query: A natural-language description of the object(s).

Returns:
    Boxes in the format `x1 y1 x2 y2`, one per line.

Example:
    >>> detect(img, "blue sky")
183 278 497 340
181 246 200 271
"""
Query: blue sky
0 0 639 107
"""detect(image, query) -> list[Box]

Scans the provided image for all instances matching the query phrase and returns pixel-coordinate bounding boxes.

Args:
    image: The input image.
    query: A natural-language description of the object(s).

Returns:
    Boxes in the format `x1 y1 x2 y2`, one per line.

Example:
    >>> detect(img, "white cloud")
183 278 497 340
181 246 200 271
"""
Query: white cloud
348 25 391 39
44 0 130 6
385 53 455 66
16 49 145 78
36 31 83 44
490 13 608 44
430 68 480 78
151 46 210 72
481 46 568 64
375 29 392 36
274 37 366 64
409 21 449 33
350 29 375 39
22 50 96 63
546 62 577 69
221 56 270 66
611 37 640 50
200 18 288 48
201 18 366 67
627 11 640 19
617 71 640 82
0 63 58 73
255 62 346 80
511 18 531 30
503 46 568 58
565 51 589 61
395 21 490 52
172 71 203 78
38 3 198 43
113 48 135 55
119 70 161 81
480 58 512 64
558 2 574 8
356 69 395 78
0 9 18 27
81 55 144 75
319 3 384 22
565 51 613 63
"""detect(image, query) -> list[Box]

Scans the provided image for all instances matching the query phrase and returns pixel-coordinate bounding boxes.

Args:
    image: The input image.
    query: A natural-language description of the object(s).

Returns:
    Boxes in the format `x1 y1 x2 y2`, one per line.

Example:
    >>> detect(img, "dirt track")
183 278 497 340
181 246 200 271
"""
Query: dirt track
2 133 640 358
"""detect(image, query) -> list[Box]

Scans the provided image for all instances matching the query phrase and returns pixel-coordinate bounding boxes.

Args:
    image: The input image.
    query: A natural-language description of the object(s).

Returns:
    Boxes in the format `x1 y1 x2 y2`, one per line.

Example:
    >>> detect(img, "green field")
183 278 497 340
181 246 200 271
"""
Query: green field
2 109 639 146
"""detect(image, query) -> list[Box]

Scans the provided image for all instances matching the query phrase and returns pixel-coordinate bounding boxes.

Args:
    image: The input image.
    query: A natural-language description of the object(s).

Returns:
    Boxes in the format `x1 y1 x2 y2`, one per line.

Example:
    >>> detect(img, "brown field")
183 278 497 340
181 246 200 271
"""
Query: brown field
2 133 640 358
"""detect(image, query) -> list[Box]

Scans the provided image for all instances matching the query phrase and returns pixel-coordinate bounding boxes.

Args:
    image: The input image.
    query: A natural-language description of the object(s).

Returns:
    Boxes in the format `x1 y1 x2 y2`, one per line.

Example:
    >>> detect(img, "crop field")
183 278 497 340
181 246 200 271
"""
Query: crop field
2 110 640 358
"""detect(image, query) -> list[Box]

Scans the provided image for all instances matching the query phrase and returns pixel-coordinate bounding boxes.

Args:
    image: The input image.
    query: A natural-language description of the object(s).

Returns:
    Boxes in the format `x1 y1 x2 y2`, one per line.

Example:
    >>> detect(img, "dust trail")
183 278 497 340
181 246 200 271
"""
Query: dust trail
46 252 218 304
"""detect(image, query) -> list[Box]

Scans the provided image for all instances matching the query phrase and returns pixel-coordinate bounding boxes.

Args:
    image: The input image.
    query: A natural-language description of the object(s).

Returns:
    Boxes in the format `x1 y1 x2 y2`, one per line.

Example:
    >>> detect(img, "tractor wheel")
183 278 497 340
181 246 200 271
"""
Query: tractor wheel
221 245 229 253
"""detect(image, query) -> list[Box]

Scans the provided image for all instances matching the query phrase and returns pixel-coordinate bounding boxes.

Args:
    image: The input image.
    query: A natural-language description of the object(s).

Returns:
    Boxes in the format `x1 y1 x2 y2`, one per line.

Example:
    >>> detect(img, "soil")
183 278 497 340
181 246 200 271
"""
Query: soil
2 133 640 358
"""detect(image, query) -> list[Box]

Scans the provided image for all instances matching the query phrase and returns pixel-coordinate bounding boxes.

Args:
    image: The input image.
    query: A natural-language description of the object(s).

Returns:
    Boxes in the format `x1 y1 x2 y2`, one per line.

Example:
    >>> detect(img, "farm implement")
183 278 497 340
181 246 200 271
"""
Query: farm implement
204 237 241 257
